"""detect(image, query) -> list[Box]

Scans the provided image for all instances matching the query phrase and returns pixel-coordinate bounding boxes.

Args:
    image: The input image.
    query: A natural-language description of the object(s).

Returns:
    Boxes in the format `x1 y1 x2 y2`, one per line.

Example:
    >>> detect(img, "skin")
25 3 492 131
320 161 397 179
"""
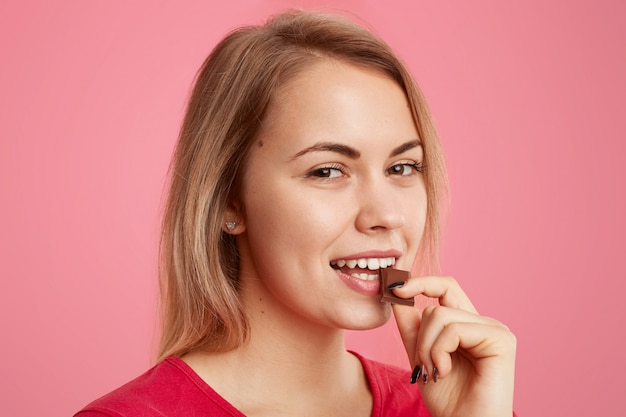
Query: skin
237 59 427 332
183 59 516 417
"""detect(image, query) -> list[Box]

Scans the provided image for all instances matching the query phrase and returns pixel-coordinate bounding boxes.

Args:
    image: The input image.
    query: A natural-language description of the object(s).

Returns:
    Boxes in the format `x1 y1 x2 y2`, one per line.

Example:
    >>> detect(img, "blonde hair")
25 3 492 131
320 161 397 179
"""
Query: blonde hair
158 10 447 360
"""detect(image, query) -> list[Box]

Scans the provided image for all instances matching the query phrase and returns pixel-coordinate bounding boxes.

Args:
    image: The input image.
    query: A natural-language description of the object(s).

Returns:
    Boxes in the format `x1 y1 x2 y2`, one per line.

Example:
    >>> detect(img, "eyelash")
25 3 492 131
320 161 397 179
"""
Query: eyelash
306 163 346 179
305 161 424 179
387 161 424 176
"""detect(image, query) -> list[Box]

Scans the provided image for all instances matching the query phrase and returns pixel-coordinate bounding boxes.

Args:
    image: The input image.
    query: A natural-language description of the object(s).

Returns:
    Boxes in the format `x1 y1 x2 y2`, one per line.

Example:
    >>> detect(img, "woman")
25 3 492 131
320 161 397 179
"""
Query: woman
76 10 516 417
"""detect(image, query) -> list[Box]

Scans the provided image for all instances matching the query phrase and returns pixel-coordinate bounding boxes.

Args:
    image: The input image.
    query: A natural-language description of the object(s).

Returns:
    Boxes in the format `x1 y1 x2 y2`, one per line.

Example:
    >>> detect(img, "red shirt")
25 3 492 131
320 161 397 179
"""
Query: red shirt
75 352 431 417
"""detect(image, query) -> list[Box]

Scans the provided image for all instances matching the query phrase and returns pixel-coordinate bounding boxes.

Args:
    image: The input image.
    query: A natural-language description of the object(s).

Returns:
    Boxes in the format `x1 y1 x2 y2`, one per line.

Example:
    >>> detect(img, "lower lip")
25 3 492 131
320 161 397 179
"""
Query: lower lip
335 269 381 297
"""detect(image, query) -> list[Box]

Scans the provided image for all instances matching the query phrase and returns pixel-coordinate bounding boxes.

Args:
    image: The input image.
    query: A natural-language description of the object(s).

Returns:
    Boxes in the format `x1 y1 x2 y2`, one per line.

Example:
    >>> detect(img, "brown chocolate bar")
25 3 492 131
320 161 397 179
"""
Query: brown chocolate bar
379 268 415 306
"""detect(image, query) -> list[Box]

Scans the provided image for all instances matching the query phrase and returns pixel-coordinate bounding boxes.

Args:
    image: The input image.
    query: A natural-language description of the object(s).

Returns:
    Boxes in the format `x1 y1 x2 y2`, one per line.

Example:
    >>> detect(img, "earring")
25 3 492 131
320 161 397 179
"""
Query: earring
225 221 236 232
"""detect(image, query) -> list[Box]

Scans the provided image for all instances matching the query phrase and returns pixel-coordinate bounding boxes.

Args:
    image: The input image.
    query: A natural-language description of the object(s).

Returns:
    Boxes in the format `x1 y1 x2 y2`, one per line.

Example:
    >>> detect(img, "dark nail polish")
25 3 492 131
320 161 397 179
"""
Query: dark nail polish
387 281 405 289
433 367 439 383
410 364 422 384
422 370 429 384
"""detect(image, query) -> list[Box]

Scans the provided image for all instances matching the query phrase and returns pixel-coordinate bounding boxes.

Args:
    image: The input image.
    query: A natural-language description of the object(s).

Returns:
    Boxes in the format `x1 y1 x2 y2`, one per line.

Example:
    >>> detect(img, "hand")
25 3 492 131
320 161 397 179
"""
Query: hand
391 276 516 417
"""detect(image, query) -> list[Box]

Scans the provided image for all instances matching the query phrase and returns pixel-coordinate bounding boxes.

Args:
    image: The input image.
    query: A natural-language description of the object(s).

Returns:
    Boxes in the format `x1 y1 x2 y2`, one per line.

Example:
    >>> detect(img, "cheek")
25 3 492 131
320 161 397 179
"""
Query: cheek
405 187 428 249
242 182 348 259
415 195 428 231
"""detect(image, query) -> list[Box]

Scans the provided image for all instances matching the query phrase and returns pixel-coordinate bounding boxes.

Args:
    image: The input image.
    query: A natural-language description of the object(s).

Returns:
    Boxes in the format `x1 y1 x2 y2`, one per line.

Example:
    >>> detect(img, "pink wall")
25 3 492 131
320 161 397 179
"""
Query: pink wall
1 1 624 415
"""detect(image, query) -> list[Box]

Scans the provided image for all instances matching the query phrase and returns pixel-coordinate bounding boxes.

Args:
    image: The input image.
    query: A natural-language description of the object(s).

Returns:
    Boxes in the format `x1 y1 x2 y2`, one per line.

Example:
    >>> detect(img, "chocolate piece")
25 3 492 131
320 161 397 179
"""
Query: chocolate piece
379 268 415 306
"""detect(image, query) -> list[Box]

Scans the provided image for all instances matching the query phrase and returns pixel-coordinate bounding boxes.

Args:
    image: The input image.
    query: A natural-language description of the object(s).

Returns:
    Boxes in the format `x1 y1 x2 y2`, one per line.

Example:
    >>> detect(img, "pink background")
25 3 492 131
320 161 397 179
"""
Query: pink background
1 0 624 415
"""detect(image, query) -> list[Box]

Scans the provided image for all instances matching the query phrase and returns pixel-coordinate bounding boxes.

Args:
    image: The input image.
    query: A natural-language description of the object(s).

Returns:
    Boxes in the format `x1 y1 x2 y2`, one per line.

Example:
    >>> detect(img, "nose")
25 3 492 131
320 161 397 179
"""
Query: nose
354 179 406 233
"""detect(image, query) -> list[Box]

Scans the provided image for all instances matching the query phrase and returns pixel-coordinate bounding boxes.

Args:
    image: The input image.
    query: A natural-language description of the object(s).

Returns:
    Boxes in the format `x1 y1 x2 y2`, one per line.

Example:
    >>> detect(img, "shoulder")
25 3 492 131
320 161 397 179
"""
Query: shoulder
351 351 431 417
74 357 242 417
74 358 185 417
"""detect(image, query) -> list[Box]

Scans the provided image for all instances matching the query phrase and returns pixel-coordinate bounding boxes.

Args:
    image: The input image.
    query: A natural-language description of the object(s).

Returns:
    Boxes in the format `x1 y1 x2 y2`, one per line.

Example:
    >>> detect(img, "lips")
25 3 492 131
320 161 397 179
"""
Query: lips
330 256 396 281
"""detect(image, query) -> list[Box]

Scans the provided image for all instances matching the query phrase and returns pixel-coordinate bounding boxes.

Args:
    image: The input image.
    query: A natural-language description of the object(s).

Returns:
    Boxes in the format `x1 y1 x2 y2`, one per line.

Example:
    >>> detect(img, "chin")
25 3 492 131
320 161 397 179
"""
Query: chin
338 303 392 331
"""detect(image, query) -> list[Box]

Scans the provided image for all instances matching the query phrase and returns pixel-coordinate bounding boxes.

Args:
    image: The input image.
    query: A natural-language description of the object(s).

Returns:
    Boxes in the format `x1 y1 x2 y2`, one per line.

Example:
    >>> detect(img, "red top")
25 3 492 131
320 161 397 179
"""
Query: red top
75 352 431 417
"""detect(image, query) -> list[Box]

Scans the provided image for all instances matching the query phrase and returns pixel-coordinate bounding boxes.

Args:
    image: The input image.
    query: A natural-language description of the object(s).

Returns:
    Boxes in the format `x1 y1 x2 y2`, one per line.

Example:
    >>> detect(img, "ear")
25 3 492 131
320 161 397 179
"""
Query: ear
223 200 246 235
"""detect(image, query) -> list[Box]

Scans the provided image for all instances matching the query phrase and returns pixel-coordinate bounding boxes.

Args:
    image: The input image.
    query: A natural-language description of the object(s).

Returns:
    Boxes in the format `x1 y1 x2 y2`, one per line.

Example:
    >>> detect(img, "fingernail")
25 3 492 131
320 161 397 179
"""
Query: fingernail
387 281 405 289
433 367 439 383
422 369 429 384
410 364 422 384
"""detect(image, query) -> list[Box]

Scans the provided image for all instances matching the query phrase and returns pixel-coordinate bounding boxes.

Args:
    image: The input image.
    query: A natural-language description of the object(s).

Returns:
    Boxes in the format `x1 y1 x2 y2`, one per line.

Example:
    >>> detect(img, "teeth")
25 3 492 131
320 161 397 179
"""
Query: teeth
332 256 397 272
367 258 380 270
350 272 379 281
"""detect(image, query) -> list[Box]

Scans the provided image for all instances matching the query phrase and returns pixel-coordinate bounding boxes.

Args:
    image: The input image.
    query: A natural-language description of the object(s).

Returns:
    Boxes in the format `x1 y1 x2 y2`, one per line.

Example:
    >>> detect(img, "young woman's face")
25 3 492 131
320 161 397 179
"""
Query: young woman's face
236 60 427 330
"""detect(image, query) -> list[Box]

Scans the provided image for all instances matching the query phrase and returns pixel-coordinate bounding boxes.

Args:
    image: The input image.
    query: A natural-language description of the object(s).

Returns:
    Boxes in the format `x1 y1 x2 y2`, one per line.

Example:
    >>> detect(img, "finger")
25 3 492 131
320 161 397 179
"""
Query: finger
416 305 505 374
391 303 422 367
392 276 478 314
430 322 517 380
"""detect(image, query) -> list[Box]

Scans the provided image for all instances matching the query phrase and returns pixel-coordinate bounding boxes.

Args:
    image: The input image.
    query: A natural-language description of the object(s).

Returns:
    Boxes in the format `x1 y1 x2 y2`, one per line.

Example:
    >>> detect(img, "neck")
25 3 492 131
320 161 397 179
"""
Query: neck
234 276 353 384
182 276 370 415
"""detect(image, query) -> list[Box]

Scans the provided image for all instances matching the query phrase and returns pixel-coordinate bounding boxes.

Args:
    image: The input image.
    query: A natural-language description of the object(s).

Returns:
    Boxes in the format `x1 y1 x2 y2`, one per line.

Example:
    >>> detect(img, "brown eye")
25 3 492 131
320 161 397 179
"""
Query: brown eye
307 165 344 179
387 162 421 176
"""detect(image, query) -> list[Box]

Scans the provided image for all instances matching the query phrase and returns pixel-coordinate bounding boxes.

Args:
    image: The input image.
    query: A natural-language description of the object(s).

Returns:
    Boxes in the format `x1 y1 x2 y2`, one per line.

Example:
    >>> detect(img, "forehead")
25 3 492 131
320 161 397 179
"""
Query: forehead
258 59 415 145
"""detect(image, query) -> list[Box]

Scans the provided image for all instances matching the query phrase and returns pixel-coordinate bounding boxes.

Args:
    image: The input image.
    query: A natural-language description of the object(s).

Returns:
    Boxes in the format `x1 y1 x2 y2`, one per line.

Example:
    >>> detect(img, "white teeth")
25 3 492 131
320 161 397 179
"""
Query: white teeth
367 258 380 270
332 256 397 272
350 272 379 281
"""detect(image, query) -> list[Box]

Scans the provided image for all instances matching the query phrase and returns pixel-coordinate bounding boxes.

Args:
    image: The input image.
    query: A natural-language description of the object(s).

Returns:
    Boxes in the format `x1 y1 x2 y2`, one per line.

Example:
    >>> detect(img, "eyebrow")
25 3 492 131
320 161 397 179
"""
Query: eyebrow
291 142 360 160
390 140 422 157
291 139 422 160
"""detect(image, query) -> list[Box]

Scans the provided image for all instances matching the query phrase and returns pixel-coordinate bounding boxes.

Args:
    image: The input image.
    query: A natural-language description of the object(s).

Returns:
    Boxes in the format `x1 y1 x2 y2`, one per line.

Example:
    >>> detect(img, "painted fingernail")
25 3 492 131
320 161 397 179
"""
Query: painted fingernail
410 364 422 384
433 367 439 383
422 369 429 384
387 281 405 289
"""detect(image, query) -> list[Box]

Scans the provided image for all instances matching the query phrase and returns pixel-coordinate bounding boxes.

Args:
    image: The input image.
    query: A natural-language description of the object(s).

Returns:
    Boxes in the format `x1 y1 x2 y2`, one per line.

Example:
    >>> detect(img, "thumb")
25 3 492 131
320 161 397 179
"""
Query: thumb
392 303 422 367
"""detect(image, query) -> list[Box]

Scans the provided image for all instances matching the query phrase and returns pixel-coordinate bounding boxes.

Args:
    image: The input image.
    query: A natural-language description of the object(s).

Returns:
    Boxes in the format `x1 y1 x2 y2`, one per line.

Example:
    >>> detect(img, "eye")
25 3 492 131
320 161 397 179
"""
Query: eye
387 161 423 176
306 164 345 179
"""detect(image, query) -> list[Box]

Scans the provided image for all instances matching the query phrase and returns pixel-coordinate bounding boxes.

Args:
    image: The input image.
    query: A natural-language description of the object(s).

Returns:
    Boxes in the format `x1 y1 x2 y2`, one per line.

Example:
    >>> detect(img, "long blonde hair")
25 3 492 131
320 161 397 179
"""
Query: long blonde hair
158 10 447 360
